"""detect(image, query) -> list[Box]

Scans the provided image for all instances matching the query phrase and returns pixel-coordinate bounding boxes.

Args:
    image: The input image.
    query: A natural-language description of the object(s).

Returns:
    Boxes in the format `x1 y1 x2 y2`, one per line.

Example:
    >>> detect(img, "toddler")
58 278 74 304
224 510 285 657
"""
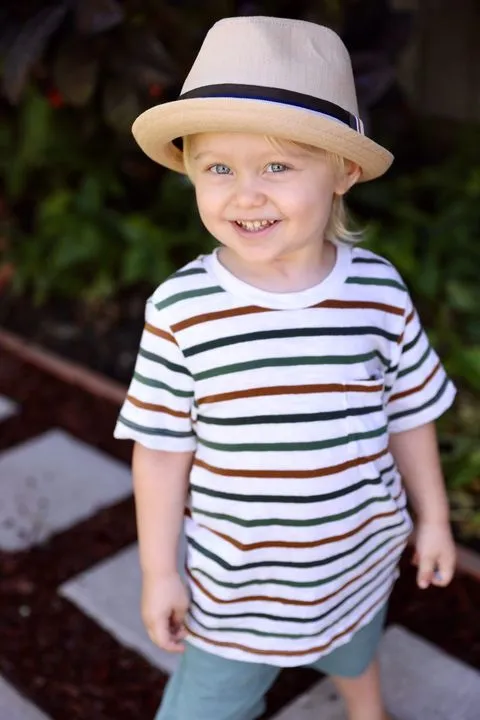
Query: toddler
115 16 456 720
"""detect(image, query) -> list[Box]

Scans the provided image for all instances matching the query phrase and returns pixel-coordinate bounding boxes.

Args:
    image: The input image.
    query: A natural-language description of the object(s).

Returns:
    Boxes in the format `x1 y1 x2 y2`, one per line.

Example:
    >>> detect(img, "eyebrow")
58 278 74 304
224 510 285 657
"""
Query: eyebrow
192 151 214 160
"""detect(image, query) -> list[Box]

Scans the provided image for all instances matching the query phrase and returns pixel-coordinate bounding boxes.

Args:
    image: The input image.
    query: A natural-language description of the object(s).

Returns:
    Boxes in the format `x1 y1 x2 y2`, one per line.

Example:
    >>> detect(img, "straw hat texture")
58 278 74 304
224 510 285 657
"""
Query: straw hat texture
132 16 393 181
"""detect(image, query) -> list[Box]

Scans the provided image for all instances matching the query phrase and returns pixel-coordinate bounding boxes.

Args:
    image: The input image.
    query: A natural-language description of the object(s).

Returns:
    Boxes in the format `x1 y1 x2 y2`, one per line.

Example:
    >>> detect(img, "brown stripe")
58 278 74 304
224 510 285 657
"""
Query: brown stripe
207 510 398 551
193 448 388 479
314 299 404 316
171 305 270 332
198 381 383 406
389 361 440 402
398 308 416 345
144 323 177 344
171 300 404 333
185 590 390 657
188 540 404 606
126 394 190 418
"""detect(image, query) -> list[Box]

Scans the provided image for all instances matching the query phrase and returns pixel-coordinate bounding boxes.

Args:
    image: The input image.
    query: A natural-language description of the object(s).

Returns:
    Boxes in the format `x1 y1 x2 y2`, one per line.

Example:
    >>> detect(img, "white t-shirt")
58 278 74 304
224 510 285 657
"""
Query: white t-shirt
114 243 455 667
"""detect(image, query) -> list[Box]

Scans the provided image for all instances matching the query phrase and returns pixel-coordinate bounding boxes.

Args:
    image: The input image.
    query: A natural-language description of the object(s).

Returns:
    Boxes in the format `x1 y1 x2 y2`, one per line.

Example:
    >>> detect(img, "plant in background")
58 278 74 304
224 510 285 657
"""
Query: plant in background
352 131 480 536
0 1 478 536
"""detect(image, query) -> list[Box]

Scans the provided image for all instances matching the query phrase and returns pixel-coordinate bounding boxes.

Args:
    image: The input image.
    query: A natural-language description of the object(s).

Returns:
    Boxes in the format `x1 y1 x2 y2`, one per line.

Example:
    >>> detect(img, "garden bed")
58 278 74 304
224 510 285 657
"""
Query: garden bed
0 335 480 719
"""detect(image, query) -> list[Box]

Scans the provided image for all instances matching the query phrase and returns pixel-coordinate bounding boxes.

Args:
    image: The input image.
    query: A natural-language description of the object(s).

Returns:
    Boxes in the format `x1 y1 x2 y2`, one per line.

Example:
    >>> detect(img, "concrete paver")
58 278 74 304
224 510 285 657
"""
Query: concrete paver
272 625 480 720
60 542 186 675
0 394 18 421
0 429 132 551
0 676 51 720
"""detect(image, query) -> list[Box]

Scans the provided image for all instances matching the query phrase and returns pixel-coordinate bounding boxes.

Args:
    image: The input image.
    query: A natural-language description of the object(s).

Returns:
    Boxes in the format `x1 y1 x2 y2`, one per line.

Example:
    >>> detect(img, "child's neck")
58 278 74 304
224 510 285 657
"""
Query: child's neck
217 241 337 294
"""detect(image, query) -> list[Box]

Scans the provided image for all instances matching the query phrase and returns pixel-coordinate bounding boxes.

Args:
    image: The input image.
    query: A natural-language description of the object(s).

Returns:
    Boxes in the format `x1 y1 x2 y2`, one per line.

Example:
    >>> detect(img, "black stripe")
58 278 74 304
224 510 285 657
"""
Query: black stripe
188 520 408 572
389 375 451 423
403 326 422 354
184 326 399 357
191 476 384 504
178 83 360 131
197 404 384 426
190 560 395 625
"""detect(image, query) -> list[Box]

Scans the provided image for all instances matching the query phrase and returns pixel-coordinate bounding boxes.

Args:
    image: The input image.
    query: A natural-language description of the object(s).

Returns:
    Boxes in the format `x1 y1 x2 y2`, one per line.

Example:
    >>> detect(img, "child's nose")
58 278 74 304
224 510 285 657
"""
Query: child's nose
232 176 266 208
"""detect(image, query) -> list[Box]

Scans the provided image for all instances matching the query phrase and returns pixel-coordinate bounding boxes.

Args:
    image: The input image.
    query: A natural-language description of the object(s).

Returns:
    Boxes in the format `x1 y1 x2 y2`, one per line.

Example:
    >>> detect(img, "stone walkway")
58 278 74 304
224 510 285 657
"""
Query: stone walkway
1 390 479 720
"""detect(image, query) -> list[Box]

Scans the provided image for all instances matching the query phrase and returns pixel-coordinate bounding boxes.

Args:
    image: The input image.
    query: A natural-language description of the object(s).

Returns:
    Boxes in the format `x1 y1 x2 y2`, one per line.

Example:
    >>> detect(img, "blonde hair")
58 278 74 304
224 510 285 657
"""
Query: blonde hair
182 135 363 245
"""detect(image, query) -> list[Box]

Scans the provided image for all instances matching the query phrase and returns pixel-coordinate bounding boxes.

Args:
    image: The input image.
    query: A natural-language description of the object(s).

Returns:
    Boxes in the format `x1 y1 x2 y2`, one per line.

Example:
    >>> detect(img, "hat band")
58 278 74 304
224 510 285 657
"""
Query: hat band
179 83 364 134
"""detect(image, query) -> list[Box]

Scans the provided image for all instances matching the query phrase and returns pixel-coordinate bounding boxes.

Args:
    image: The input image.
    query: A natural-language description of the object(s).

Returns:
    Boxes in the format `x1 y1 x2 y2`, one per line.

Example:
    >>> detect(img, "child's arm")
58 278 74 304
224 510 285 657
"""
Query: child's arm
133 442 193 652
388 422 456 590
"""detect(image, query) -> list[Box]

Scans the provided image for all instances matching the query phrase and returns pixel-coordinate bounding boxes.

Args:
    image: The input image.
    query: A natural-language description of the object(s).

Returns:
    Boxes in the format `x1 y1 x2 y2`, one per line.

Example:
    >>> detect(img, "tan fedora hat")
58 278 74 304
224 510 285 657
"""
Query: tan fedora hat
132 16 393 182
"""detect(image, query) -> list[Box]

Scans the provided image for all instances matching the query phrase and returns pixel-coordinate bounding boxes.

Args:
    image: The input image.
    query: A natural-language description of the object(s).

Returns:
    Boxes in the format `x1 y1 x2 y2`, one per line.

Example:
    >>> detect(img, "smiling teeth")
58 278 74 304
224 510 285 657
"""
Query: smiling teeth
236 220 276 231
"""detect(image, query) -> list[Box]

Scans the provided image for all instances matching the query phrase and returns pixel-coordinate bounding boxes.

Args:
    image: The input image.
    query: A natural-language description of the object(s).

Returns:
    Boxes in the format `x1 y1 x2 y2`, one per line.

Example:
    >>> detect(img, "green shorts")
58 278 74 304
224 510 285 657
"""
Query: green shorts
155 603 387 720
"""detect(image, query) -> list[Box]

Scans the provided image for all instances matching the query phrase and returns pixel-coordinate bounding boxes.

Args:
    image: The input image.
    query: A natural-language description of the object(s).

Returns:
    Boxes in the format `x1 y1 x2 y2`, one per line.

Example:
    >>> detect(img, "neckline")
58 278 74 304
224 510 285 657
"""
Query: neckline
202 242 352 310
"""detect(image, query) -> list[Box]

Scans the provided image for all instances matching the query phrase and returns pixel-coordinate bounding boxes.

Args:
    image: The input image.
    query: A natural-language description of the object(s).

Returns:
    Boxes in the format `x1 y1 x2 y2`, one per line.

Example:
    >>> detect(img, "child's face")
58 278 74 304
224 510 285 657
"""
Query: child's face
188 133 357 269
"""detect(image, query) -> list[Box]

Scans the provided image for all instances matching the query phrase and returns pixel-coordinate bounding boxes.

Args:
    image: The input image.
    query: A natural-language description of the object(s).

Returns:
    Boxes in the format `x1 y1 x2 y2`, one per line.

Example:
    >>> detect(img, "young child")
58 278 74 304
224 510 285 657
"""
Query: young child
114 16 456 720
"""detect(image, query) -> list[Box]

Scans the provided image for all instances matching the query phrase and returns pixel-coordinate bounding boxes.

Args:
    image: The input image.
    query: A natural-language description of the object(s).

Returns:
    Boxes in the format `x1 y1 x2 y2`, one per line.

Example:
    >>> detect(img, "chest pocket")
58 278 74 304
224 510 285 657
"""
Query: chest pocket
343 377 387 439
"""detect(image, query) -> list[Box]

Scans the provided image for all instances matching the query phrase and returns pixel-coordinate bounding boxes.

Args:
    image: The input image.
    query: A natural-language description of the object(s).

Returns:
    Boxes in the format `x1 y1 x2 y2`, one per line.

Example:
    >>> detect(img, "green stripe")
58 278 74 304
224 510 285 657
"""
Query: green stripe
188 519 408 571
133 371 193 398
397 346 431 379
191 560 395 628
403 326 422 353
191 533 405 589
389 375 451 422
190 584 387 640
193 493 392 528
191 474 388 504
117 415 194 438
196 424 387 452
346 276 407 291
185 327 399 357
139 347 191 376
171 267 207 278
154 286 224 310
352 257 390 266
194 351 389 382
197 404 383 426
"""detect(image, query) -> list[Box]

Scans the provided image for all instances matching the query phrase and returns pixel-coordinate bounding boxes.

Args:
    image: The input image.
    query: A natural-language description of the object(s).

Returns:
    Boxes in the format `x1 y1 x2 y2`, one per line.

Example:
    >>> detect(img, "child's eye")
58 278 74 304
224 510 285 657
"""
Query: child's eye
266 163 290 173
208 164 232 175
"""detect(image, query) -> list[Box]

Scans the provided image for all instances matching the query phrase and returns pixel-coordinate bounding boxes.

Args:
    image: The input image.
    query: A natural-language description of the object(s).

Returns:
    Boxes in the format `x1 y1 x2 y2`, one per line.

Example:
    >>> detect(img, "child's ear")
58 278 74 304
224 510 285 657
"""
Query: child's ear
335 162 361 195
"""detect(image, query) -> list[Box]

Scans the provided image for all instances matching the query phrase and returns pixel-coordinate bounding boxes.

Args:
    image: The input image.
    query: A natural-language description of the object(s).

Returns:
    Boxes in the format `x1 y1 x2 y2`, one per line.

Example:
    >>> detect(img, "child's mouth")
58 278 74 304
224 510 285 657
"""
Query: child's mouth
233 219 279 233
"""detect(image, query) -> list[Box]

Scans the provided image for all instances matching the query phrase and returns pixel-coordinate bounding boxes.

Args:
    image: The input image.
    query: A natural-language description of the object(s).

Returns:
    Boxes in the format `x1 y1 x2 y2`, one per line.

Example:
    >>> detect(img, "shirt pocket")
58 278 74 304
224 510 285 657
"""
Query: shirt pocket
343 377 387 440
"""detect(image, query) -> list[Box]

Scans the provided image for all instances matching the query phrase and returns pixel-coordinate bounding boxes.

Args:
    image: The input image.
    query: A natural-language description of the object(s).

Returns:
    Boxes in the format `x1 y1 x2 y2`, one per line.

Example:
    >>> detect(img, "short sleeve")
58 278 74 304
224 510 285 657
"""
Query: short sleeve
385 293 456 434
114 298 196 451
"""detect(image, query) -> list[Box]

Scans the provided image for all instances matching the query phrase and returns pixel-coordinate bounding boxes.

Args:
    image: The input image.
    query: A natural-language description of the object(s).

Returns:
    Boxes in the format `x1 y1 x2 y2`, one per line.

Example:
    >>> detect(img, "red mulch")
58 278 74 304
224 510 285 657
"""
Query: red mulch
0 343 479 719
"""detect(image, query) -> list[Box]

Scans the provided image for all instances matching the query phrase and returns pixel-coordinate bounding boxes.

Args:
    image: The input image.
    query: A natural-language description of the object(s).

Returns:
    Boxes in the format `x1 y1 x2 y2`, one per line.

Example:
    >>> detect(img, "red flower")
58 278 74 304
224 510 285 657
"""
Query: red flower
148 83 163 99
47 88 64 108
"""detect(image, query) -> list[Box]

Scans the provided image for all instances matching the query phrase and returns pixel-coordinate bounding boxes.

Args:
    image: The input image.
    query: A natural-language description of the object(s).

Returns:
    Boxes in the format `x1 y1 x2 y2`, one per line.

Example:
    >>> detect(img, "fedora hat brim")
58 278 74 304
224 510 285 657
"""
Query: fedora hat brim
132 97 393 182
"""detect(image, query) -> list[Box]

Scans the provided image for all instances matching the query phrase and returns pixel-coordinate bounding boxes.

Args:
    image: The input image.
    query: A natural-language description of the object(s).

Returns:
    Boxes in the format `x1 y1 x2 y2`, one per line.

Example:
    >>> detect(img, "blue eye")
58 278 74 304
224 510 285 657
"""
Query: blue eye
209 164 232 175
267 163 289 173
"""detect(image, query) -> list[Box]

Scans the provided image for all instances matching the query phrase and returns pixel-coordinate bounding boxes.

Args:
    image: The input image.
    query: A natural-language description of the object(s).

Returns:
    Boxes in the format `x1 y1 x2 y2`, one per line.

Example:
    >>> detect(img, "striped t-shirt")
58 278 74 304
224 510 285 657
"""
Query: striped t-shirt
114 242 455 667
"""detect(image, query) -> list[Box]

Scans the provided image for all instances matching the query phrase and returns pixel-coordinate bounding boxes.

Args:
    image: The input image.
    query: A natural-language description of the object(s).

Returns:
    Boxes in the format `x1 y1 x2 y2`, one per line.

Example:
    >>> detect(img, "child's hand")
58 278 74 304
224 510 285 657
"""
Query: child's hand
141 571 189 652
412 520 456 590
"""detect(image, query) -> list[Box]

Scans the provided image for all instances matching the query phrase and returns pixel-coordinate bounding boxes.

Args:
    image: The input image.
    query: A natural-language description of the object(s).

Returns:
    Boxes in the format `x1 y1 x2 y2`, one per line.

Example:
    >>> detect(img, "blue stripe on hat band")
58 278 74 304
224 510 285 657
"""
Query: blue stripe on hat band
178 83 363 134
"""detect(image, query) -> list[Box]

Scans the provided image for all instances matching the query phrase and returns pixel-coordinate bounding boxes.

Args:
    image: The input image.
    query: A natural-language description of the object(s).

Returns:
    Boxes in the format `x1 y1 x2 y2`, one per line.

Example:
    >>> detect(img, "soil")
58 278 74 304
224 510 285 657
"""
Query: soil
0 343 480 719
0 287 147 386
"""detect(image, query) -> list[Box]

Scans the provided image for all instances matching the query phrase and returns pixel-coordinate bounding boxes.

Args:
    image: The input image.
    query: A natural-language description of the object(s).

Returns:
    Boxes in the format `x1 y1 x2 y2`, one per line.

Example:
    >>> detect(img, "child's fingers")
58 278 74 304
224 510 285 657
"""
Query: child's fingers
170 609 187 643
417 554 435 589
431 553 456 587
147 613 185 653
